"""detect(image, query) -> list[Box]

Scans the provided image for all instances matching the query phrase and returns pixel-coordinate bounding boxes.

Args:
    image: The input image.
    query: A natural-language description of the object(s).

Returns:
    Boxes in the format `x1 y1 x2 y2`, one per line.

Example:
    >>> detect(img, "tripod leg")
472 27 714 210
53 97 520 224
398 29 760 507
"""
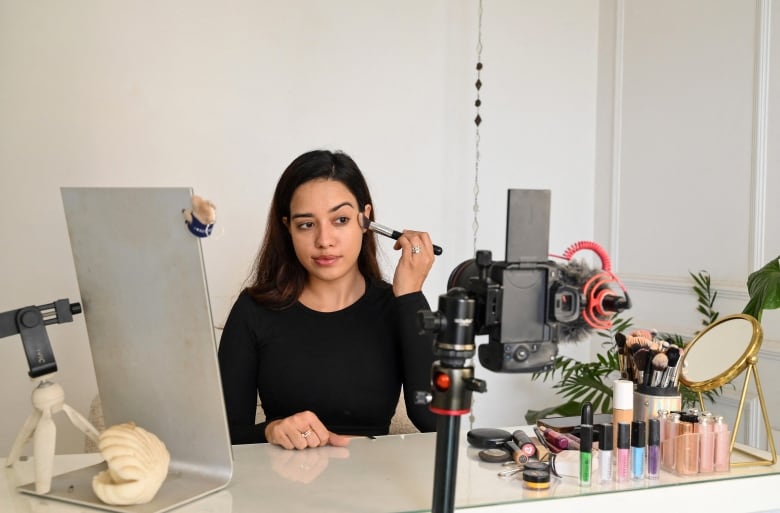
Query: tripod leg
33 407 56 494
62 403 100 444
6 410 41 467
432 415 461 513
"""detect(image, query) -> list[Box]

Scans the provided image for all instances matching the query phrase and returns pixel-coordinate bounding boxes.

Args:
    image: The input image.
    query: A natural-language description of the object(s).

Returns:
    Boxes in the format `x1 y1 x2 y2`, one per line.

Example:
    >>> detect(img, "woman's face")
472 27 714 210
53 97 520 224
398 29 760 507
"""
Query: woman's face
285 178 371 286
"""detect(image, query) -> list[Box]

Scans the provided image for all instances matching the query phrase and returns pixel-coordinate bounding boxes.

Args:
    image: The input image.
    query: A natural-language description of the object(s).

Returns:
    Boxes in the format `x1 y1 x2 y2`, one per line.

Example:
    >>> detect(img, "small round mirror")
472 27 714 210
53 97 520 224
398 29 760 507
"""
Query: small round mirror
679 314 763 392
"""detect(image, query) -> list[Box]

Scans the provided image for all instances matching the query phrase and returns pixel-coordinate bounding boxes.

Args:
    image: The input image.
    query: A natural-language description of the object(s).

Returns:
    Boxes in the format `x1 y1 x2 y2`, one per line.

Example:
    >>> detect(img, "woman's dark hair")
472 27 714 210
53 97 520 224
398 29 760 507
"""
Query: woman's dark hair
245 149 382 309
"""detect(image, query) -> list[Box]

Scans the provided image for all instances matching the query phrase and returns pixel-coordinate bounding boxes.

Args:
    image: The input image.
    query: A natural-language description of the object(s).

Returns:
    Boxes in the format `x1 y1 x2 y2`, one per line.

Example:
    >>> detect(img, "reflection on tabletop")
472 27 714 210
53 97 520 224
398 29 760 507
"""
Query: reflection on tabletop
270 445 350 484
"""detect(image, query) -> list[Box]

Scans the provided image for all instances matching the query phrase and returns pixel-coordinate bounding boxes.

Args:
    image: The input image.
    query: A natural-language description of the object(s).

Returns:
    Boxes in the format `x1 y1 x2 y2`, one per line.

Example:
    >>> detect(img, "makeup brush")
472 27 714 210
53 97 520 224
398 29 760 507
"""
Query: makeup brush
642 349 657 386
361 216 443 255
660 346 680 388
632 348 650 384
614 333 628 379
672 347 685 386
649 352 668 387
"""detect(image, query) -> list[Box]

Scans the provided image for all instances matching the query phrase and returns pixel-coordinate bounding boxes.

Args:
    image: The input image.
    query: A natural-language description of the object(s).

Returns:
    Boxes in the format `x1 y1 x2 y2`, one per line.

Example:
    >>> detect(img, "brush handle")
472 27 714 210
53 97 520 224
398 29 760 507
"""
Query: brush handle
371 222 443 255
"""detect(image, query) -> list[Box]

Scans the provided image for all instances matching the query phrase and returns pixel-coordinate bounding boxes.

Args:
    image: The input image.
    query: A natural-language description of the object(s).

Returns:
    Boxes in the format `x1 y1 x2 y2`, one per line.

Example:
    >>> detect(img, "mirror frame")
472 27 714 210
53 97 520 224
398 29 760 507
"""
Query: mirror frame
679 313 763 392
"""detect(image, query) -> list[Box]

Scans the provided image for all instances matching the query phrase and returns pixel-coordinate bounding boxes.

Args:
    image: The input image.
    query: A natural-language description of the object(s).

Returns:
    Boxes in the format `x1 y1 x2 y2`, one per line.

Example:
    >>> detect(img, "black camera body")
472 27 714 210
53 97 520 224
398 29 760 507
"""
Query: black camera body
448 253 587 373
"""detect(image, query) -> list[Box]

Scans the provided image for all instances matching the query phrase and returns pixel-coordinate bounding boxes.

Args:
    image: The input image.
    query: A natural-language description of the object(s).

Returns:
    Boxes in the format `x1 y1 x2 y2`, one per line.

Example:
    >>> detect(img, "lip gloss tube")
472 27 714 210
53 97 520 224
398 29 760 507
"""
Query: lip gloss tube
631 420 646 480
676 416 697 475
598 423 613 482
617 422 630 481
713 416 731 472
579 424 593 487
541 426 569 450
698 415 714 473
662 412 680 470
647 418 660 479
657 409 669 442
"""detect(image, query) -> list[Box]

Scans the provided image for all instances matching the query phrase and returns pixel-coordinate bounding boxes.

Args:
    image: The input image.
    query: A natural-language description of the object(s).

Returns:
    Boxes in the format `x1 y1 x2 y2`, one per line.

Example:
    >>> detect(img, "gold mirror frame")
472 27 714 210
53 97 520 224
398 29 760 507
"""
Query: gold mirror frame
680 313 776 467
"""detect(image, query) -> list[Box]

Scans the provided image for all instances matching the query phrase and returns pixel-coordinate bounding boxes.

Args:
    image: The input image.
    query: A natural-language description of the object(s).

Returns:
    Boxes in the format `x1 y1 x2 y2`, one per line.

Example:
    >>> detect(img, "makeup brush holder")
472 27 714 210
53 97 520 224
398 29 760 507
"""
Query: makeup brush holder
633 386 681 425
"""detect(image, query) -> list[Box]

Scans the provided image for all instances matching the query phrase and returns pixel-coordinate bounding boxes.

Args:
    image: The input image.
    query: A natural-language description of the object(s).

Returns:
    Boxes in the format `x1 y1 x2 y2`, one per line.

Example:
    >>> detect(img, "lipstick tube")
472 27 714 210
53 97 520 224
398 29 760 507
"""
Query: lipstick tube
512 429 537 460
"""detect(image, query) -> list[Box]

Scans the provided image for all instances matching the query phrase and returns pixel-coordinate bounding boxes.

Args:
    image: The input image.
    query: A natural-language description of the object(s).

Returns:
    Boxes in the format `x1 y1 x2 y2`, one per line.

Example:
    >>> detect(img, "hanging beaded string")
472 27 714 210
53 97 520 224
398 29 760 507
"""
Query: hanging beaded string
469 0 484 431
473 0 484 255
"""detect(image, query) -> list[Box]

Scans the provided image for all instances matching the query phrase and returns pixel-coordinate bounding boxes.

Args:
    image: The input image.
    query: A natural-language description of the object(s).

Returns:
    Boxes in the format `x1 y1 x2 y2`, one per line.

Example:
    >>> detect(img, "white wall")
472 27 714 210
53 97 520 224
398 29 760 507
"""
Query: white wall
0 1 602 454
595 0 780 449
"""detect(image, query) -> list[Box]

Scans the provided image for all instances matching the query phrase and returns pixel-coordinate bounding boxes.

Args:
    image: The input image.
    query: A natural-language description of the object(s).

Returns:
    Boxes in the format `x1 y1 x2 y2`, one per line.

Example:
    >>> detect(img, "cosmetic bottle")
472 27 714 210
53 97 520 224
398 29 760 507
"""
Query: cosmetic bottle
579 424 593 487
630 420 646 480
612 379 633 450
542 427 569 451
700 411 714 429
598 423 613 482
713 416 730 472
581 401 593 426
657 409 669 442
662 412 680 470
616 422 630 481
698 415 714 473
647 418 660 479
676 415 697 475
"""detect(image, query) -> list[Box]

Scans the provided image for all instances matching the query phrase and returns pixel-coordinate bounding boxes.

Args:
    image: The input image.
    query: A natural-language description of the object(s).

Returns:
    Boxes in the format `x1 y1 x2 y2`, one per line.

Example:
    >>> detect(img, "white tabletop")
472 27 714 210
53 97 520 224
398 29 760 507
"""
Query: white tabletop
4 428 780 513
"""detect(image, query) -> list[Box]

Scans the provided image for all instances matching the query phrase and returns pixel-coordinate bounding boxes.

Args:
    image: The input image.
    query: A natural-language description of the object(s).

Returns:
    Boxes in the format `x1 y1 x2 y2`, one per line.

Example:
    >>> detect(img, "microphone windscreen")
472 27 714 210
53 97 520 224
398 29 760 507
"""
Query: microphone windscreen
556 259 599 342
559 258 599 286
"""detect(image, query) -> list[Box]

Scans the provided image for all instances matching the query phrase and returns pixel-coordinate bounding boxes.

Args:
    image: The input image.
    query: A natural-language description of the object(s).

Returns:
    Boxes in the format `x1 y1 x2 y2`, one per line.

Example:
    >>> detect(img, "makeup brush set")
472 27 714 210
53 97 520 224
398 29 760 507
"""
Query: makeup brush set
615 329 684 393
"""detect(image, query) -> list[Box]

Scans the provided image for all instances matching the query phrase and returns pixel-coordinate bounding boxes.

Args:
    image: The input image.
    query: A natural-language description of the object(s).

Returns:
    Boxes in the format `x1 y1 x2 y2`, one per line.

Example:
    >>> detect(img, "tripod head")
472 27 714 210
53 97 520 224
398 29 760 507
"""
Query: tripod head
0 299 82 378
419 287 487 415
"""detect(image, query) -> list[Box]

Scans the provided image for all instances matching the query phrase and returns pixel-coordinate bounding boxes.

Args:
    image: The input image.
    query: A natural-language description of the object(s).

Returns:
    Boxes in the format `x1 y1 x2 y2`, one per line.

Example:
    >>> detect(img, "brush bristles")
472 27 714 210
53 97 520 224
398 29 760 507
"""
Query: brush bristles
619 327 686 390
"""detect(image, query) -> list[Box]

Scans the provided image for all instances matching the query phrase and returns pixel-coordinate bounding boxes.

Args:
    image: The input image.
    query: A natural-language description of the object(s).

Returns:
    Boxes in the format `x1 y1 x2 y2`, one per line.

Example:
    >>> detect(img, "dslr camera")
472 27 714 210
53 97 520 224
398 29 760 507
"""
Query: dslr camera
446 190 630 373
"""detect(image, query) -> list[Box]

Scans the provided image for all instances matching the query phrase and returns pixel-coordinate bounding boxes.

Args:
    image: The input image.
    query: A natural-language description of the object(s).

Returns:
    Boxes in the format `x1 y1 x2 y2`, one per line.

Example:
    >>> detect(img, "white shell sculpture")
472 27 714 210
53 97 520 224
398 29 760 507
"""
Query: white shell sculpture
92 422 170 505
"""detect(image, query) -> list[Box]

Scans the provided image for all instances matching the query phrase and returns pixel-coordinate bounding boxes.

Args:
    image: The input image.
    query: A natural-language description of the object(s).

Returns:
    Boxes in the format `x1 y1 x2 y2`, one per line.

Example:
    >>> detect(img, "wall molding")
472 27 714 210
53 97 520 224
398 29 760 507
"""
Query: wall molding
609 0 625 266
621 275 748 301
750 0 772 269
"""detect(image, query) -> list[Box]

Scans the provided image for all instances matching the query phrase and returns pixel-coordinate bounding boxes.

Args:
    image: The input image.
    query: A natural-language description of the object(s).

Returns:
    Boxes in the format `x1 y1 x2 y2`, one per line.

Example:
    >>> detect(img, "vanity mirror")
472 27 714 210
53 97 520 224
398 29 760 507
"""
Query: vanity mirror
680 313 776 466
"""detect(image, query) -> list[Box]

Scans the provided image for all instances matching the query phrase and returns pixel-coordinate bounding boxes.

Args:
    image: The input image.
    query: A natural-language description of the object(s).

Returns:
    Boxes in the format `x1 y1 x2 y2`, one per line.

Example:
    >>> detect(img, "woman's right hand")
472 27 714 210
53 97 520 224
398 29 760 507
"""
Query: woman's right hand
265 411 351 450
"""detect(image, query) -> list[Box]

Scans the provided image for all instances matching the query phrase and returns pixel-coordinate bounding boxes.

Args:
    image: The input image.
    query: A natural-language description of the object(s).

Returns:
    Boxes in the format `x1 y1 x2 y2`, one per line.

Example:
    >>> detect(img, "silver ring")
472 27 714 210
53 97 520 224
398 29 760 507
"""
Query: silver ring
301 429 312 439
411 245 422 254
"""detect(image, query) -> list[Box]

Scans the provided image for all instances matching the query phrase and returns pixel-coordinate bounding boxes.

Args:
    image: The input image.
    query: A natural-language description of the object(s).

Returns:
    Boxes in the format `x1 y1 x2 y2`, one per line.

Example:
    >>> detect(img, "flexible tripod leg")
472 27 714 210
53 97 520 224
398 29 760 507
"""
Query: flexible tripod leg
431 414 461 513
6 409 41 466
33 406 56 493
62 403 100 444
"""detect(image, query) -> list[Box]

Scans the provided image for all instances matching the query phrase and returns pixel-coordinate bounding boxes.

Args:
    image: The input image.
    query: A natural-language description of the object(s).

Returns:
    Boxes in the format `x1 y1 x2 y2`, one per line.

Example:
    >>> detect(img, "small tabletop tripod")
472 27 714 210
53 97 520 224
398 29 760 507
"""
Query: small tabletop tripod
1 299 100 493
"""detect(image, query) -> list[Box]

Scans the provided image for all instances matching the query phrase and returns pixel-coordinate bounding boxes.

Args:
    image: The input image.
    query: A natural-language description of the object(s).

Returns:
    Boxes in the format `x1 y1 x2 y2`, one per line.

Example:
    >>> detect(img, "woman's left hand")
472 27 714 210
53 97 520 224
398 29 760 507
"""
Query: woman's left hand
392 230 434 296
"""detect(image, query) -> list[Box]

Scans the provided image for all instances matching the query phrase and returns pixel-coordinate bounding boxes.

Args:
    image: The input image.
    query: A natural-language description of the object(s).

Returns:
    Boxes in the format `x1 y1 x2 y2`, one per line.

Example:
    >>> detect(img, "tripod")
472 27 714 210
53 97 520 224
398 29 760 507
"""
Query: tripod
1 299 98 493
419 287 485 513
6 377 100 493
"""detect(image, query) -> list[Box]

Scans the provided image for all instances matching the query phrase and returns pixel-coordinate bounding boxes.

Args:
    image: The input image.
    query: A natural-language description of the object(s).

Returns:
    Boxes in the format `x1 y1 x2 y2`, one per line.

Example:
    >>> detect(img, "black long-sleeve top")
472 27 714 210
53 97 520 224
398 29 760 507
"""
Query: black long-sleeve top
217 276 437 444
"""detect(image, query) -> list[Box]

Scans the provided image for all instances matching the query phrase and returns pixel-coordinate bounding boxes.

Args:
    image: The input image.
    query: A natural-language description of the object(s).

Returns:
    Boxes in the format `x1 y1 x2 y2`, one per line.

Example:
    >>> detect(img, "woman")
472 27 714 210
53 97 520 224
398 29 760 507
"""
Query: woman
218 149 438 449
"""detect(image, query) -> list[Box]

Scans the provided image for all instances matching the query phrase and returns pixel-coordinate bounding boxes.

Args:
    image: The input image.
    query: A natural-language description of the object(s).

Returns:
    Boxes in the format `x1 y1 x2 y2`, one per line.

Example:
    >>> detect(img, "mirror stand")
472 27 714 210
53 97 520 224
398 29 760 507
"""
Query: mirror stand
695 354 777 467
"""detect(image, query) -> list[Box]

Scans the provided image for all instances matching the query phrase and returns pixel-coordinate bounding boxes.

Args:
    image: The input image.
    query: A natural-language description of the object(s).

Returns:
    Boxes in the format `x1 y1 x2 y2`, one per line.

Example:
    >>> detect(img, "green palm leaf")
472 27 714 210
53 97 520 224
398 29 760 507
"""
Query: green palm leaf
743 255 780 321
